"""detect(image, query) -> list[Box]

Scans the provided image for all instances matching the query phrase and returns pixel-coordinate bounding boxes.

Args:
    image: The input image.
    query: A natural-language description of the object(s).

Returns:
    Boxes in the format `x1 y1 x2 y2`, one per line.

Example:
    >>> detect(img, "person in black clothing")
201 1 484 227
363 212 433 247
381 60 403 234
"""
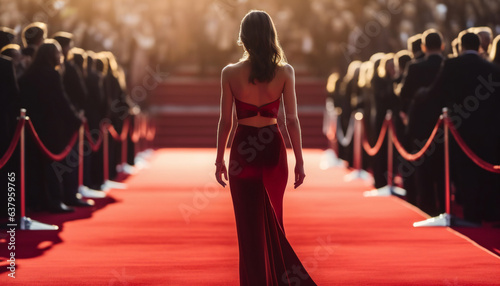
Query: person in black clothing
85 51 109 190
490 35 500 65
0 27 15 50
402 29 446 216
372 53 398 189
18 39 83 213
472 27 493 60
102 51 132 180
420 32 500 223
71 48 108 196
0 54 21 219
338 61 361 167
407 34 424 61
1 44 25 77
21 22 47 67
53 32 96 205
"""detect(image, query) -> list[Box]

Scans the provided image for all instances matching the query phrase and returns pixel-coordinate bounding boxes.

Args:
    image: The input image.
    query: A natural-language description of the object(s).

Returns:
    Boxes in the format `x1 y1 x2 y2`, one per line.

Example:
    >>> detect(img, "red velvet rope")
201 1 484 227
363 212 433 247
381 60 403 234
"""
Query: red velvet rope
362 119 389 156
27 120 79 161
0 118 25 169
390 118 443 162
107 118 130 142
83 122 103 152
446 118 500 174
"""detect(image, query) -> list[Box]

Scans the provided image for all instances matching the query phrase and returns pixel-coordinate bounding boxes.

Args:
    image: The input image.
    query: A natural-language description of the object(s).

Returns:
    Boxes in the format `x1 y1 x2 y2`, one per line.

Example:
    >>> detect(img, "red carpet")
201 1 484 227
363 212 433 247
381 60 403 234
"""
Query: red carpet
1 148 499 285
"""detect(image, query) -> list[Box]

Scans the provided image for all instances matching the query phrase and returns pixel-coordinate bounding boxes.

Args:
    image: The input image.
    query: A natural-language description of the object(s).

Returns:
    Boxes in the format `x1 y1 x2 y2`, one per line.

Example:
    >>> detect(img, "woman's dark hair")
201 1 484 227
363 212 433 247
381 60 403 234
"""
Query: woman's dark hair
238 10 286 84
490 35 500 65
25 39 61 75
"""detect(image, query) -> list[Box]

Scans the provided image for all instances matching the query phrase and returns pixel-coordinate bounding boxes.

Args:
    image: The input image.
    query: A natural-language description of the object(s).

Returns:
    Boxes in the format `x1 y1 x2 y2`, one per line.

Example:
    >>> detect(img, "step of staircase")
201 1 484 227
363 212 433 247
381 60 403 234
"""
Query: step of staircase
149 77 328 149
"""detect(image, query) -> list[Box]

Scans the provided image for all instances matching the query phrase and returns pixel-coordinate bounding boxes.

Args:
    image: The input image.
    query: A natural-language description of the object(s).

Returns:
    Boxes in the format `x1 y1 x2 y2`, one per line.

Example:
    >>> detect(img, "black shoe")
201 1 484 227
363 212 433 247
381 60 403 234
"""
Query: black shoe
49 202 75 213
66 198 95 207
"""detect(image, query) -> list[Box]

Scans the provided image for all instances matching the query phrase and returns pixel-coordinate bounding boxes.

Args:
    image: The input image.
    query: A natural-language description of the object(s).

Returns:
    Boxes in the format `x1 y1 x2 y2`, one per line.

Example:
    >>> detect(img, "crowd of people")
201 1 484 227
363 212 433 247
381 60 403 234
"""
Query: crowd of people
329 26 500 224
0 21 147 219
2 0 500 77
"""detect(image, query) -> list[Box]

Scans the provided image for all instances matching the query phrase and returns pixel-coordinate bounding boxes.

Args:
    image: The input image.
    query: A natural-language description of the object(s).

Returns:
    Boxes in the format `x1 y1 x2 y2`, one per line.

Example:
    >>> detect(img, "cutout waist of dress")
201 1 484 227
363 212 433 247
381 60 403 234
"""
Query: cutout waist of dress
234 97 280 119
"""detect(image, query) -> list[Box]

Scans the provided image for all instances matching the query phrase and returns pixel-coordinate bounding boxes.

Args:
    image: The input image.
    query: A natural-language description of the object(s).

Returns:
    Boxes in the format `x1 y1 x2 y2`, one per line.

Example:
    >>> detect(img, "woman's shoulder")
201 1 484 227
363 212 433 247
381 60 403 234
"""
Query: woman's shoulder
276 63 294 79
221 61 249 79
223 61 247 72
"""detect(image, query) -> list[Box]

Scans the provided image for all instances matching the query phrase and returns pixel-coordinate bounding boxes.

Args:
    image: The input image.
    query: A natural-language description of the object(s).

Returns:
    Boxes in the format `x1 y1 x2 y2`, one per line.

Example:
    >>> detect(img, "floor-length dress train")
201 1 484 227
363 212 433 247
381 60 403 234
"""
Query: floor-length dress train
229 124 317 286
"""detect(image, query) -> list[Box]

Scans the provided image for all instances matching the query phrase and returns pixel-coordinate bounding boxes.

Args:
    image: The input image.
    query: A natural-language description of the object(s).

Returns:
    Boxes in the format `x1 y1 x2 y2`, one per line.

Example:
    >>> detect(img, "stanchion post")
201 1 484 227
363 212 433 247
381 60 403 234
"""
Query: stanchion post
363 111 406 197
353 112 362 170
443 108 451 216
345 111 371 182
19 109 59 230
387 111 393 188
78 124 84 187
413 108 451 227
121 134 127 166
20 109 26 219
103 124 109 182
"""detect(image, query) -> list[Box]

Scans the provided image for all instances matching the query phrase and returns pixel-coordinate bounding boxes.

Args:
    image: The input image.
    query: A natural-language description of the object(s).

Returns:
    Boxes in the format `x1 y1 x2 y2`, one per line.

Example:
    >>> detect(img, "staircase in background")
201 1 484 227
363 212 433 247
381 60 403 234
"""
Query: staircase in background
149 77 329 149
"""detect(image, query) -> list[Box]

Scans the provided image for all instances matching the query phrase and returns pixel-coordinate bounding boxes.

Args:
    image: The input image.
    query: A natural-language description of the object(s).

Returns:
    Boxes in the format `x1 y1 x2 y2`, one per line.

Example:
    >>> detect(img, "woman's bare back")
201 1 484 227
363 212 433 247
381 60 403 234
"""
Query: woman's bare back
224 60 289 127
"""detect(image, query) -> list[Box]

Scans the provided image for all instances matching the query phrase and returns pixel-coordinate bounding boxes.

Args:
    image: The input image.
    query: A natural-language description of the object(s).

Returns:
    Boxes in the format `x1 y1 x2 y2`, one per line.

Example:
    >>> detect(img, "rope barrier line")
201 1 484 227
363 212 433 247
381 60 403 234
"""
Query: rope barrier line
107 117 130 142
84 122 104 151
336 113 355 147
390 118 443 162
27 120 79 161
446 118 500 174
0 117 25 168
362 119 388 156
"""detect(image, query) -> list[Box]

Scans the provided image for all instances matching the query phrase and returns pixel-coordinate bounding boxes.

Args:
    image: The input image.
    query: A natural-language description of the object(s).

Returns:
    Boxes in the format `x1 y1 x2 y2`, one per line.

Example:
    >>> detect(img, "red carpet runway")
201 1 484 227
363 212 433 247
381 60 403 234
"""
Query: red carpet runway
1 149 499 285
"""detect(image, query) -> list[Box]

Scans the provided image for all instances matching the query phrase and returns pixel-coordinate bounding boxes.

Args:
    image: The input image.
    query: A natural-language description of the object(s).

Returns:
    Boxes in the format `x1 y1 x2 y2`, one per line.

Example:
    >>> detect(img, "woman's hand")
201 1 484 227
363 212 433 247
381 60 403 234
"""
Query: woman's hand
294 163 305 189
215 163 228 187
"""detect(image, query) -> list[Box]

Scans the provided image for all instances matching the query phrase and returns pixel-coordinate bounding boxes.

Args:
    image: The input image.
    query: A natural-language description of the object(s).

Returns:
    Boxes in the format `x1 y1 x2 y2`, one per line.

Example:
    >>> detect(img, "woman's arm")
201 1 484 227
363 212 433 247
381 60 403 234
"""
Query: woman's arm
215 66 234 187
282 64 305 189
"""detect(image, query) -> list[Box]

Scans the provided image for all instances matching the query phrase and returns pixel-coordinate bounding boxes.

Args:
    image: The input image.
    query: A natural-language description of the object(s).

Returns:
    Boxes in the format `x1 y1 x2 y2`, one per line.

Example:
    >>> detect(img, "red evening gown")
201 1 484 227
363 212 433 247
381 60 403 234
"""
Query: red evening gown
229 97 317 286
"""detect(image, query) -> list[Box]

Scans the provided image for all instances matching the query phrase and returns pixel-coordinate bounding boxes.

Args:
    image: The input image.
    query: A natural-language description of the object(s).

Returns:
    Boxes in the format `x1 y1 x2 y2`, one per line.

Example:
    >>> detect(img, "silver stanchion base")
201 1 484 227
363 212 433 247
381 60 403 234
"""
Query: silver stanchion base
413 213 481 228
413 213 450 227
117 163 137 175
344 169 372 183
319 149 344 170
364 185 407 197
102 179 127 190
20 216 59 230
79 185 106 198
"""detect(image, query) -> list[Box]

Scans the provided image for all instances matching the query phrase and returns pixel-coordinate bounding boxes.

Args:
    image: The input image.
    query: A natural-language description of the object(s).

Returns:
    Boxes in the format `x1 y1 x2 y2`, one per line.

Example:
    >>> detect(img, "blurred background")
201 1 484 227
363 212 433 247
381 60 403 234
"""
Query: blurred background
3 0 500 148
3 0 500 77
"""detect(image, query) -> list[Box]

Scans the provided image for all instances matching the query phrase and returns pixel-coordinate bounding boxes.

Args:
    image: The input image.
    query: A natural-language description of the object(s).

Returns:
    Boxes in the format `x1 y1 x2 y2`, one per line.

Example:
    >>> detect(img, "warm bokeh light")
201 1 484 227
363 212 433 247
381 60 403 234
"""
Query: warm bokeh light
2 0 500 78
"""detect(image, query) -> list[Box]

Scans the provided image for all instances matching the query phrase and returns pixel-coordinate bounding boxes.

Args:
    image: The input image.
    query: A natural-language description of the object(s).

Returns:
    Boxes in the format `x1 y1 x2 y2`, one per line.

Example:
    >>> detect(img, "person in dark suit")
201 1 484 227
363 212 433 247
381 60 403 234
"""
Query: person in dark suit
0 27 15 50
0 54 21 219
86 51 109 190
407 33 424 61
21 22 47 67
101 51 131 180
490 35 500 65
471 27 493 60
53 32 96 205
338 60 361 167
18 39 83 213
1 44 25 77
371 53 398 188
420 32 500 223
402 29 446 215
